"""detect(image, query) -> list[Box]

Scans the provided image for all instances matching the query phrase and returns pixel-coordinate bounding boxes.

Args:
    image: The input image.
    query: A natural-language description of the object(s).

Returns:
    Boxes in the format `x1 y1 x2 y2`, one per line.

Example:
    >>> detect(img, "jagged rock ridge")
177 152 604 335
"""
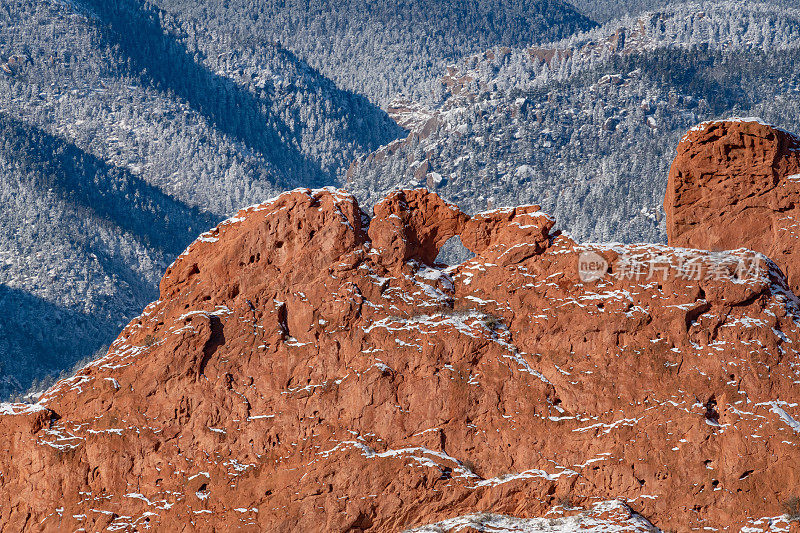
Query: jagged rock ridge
1 158 800 530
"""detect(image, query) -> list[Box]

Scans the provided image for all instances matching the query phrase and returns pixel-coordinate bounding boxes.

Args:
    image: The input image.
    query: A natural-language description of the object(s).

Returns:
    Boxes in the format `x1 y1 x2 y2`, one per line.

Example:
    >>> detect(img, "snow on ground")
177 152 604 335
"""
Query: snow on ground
403 500 657 532
0 402 47 415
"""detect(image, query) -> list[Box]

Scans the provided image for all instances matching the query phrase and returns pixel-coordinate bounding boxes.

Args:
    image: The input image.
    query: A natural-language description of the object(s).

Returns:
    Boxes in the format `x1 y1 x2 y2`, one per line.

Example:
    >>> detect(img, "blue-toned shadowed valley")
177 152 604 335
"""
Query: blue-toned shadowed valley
0 114 217 395
0 285 109 399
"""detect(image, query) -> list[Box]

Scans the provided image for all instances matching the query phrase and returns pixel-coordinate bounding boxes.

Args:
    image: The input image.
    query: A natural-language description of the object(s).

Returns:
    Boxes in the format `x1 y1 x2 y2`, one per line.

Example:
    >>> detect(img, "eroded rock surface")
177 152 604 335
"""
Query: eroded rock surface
1 187 800 532
666 118 800 293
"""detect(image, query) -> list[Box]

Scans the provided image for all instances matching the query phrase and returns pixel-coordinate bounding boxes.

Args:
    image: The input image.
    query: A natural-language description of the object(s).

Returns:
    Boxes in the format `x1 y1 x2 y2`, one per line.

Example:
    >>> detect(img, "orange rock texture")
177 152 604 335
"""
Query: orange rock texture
666 118 800 294
2 150 800 530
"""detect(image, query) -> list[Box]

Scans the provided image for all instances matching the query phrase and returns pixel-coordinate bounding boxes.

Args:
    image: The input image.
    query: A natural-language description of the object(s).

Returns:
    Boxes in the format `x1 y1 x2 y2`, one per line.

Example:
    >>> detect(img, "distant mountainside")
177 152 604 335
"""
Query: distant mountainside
1 0 403 210
0 113 218 398
346 2 800 245
0 0 597 397
151 0 599 107
571 0 800 22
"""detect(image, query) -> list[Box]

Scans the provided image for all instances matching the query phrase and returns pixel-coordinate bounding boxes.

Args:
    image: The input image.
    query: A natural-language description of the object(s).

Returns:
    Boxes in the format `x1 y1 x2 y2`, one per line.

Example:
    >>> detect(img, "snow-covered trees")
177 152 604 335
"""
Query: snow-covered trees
346 3 800 246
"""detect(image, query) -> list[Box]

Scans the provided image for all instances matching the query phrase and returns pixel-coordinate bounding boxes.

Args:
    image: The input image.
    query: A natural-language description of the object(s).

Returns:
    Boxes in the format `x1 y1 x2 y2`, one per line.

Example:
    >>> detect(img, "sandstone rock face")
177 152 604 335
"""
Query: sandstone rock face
666 118 800 293
368 189 469 266
2 187 800 532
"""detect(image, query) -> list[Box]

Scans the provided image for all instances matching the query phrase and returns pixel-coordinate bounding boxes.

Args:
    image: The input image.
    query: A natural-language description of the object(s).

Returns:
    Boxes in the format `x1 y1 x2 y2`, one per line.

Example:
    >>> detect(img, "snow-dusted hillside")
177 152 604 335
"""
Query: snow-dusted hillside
151 0 598 107
572 0 800 22
346 2 800 244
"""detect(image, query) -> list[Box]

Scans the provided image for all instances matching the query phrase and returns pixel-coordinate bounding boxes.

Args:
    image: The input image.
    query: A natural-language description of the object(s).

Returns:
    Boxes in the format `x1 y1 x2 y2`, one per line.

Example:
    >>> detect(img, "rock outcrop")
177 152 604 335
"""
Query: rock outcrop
666 118 800 293
2 186 800 532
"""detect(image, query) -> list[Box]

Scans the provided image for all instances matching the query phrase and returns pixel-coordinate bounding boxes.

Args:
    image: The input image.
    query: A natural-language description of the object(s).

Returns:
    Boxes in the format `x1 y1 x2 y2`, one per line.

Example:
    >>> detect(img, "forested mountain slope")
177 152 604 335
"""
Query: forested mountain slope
347 2 800 244
571 0 800 23
1 0 403 210
0 114 217 398
152 0 598 107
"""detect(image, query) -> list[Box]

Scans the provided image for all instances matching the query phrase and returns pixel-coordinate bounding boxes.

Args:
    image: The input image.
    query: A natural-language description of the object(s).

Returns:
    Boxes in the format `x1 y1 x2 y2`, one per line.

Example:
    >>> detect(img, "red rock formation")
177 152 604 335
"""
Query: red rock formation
2 187 800 532
461 204 553 259
666 118 800 294
368 189 468 266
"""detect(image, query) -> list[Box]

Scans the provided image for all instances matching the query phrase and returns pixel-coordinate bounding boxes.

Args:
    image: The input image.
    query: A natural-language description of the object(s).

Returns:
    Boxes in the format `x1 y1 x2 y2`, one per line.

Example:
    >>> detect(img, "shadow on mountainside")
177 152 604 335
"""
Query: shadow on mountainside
0 113 217 256
0 115 224 400
76 0 404 188
0 284 112 400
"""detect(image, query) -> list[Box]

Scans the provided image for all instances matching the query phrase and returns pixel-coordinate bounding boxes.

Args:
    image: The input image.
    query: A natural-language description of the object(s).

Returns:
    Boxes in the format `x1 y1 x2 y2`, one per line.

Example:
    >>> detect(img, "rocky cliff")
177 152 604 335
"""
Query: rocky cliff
2 177 800 530
666 118 800 295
